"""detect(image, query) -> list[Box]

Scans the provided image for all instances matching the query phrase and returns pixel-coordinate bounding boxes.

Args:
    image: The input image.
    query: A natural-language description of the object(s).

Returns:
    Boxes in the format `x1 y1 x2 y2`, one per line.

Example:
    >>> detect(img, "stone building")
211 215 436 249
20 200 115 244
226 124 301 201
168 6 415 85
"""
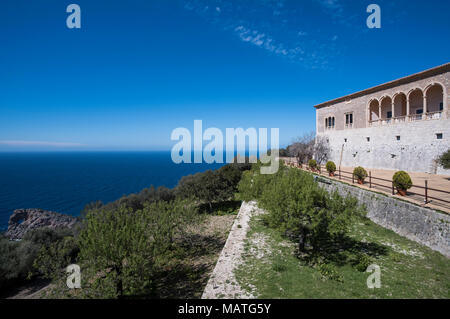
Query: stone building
315 63 450 175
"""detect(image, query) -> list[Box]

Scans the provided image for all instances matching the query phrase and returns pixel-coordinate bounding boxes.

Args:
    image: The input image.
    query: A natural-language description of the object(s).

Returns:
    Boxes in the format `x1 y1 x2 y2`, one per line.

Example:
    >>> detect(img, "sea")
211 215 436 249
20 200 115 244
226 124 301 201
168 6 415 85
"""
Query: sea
0 151 225 230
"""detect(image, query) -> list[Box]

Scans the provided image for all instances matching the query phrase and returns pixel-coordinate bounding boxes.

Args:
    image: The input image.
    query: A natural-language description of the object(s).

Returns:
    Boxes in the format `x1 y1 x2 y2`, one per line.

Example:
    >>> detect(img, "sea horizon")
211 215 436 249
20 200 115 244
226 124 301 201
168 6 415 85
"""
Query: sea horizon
0 151 229 230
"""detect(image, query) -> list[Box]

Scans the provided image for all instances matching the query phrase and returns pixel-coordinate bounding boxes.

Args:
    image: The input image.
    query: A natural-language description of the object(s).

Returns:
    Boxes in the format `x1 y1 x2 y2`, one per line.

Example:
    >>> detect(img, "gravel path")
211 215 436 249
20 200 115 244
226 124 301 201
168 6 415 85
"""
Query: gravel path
202 201 262 299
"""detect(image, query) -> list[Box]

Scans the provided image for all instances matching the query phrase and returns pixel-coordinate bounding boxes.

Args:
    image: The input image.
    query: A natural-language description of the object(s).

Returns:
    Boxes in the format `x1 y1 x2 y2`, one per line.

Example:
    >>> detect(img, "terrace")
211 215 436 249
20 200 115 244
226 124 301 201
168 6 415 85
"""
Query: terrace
368 83 445 127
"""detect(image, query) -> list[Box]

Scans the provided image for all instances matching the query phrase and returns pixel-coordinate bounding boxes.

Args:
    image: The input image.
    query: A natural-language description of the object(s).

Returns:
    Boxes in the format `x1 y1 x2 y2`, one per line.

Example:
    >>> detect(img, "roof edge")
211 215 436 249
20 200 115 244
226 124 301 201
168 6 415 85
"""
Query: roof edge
314 63 450 109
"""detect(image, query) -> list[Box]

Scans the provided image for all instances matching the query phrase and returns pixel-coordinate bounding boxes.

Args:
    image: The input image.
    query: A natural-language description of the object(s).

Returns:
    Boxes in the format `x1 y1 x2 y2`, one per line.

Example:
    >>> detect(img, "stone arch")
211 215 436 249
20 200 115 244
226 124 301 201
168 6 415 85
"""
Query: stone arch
424 82 444 114
408 88 424 116
393 92 407 117
380 96 392 120
368 99 380 122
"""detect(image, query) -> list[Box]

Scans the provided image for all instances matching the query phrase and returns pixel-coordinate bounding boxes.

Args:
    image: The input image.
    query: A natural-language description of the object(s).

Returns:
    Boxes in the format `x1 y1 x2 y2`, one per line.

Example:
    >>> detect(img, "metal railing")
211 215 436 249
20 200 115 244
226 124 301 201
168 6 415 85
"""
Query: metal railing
284 160 450 212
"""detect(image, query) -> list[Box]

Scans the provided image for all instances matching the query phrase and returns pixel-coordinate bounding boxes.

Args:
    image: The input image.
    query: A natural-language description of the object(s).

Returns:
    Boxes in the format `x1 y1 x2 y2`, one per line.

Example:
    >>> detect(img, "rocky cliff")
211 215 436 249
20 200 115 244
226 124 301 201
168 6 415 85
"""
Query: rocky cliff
5 209 80 240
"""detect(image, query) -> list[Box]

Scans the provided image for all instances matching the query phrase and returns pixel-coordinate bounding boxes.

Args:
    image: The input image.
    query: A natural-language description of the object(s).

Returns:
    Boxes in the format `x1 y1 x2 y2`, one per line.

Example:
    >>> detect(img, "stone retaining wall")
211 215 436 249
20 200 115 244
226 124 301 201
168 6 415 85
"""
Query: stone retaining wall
318 178 450 257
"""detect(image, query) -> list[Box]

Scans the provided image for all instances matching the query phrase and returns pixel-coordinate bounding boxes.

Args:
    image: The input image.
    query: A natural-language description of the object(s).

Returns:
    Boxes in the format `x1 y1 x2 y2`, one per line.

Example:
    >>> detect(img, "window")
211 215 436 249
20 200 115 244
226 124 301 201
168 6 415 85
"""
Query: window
436 133 443 140
396 136 401 141
416 109 423 115
366 137 370 142
344 138 347 143
440 102 444 111
387 111 392 119
345 113 353 128
325 116 335 129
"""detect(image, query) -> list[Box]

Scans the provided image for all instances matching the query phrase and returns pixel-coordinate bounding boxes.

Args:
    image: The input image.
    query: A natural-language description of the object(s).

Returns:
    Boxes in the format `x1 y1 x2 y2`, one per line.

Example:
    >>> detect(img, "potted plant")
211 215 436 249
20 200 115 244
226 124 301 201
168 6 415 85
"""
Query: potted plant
308 159 317 172
326 161 336 177
353 166 368 184
392 171 412 196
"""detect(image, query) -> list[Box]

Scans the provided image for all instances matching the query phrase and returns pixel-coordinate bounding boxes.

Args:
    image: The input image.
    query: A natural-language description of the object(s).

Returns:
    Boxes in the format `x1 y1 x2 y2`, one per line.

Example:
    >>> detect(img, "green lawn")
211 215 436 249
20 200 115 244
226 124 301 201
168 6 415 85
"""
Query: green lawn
235 212 450 299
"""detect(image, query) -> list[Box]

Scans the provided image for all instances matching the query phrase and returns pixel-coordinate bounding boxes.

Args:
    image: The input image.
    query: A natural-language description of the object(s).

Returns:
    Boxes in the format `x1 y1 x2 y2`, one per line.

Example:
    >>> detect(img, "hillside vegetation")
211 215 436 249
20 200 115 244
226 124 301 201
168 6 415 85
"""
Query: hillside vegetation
1 162 251 298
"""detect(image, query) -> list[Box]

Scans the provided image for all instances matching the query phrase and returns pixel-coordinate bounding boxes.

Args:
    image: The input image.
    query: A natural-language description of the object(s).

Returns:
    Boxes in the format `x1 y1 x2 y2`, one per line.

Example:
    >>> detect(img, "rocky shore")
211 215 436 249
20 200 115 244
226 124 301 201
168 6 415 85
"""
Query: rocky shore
5 208 80 240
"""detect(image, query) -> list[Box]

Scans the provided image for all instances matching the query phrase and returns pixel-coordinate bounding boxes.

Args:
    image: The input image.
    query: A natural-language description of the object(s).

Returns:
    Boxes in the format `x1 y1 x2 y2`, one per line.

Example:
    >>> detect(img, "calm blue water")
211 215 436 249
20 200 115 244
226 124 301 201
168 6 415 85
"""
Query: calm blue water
0 152 224 230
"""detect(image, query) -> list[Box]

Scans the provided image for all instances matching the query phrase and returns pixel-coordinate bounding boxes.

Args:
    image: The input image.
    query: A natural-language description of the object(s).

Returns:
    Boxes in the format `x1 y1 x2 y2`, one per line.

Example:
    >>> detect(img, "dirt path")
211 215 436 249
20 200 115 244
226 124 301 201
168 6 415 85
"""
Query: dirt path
202 201 261 299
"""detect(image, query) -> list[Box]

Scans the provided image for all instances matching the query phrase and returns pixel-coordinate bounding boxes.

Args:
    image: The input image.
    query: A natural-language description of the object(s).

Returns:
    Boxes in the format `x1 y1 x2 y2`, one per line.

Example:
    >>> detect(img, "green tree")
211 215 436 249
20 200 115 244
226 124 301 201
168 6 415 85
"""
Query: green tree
438 149 450 169
78 200 197 298
238 165 364 254
176 163 251 211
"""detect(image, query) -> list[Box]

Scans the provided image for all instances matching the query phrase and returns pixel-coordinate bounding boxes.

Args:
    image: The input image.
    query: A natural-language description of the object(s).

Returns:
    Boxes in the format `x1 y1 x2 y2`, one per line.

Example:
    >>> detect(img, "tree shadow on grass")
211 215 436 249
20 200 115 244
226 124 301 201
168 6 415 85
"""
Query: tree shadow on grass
198 200 242 215
297 235 389 267
178 233 227 259
126 233 227 299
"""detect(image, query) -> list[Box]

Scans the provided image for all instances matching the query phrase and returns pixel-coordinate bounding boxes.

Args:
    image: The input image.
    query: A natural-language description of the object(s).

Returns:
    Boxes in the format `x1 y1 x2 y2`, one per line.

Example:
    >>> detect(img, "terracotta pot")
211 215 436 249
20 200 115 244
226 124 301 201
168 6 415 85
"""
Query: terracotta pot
357 179 364 185
397 189 407 196
329 172 335 177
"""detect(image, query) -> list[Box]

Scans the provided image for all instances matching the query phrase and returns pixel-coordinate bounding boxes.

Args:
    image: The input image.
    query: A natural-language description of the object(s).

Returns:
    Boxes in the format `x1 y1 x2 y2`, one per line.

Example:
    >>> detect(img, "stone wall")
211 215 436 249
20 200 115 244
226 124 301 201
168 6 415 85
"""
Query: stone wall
318 118 450 175
317 178 450 257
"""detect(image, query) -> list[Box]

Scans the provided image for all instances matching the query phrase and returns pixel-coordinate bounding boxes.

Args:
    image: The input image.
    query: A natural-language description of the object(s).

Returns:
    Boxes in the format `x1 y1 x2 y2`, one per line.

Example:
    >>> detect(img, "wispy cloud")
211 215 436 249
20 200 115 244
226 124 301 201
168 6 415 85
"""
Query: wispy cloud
0 140 85 147
182 0 342 69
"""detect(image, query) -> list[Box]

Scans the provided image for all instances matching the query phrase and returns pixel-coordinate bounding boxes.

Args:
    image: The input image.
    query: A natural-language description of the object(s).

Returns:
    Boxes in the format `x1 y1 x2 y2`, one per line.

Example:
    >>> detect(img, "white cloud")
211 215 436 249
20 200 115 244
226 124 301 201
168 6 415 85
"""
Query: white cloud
183 0 342 69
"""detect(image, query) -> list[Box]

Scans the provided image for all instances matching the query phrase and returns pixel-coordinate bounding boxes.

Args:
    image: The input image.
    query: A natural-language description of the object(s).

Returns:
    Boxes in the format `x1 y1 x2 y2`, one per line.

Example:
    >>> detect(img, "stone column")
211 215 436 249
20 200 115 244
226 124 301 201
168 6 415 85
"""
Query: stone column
406 98 410 121
423 95 427 114
378 105 382 121
391 101 395 119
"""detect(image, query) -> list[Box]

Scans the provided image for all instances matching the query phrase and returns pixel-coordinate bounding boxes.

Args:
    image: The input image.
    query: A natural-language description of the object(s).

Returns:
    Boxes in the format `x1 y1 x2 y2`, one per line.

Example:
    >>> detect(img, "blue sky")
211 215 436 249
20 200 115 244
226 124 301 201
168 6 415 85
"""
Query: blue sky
0 0 449 151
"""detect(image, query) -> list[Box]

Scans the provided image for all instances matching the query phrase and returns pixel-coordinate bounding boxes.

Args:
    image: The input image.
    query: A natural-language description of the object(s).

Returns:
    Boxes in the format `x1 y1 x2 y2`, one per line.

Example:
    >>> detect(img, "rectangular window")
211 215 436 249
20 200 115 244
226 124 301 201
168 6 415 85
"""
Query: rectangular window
345 113 353 126
366 137 370 142
416 109 423 115
332 117 335 127
396 136 400 141
387 111 392 119
440 102 443 111
436 133 443 140
325 118 328 128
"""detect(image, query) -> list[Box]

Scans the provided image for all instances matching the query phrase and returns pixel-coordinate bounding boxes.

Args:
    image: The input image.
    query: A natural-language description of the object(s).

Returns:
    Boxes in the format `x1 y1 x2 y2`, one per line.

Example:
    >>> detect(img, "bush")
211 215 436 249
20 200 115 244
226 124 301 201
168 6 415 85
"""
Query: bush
176 162 252 211
236 161 278 202
326 161 336 173
392 171 412 191
353 166 368 182
354 253 373 272
78 200 198 298
32 236 79 281
308 159 317 169
438 149 450 169
0 227 76 293
317 262 343 282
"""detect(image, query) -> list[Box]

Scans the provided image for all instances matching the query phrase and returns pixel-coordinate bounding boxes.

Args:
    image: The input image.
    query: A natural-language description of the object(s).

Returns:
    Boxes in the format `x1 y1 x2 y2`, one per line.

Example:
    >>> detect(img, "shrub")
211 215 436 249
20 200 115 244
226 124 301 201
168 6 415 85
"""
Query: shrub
354 253 373 272
177 162 252 211
392 171 412 191
0 227 76 293
236 161 278 202
317 262 343 282
308 159 317 169
78 200 198 298
353 166 368 182
438 149 450 169
32 236 79 280
326 161 336 173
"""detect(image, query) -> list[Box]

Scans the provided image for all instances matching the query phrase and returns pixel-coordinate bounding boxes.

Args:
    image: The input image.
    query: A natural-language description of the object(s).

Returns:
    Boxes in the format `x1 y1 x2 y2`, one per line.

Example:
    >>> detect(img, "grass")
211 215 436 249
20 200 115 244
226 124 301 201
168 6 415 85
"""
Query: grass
235 212 450 299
